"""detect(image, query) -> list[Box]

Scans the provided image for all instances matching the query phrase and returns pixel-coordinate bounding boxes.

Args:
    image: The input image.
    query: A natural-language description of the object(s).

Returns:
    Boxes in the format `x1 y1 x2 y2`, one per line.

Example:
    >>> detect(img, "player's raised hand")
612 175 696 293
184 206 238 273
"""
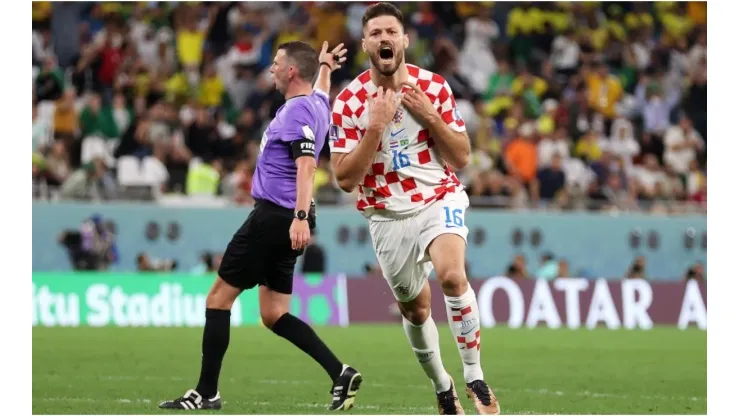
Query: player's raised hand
319 41 347 72
401 81 438 126
367 87 400 132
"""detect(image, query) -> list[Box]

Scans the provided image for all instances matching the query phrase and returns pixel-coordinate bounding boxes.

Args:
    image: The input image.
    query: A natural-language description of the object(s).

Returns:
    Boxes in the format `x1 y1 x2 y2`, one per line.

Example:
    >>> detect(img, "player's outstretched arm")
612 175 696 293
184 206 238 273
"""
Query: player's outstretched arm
402 81 471 170
313 41 347 95
332 87 399 192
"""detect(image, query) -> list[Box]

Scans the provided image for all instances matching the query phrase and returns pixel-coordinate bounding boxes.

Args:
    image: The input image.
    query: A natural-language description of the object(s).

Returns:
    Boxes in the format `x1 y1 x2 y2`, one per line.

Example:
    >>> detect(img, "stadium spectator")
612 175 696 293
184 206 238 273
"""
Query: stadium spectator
35 57 64 102
458 4 499 93
59 158 115 200
222 159 254 205
190 252 219 274
633 154 668 201
56 215 117 271
550 27 580 81
537 126 570 168
663 114 704 175
137 252 177 272
53 89 80 140
574 130 604 164
589 172 637 212
43 141 72 188
504 123 538 186
684 262 704 281
534 253 559 280
506 254 529 279
186 158 222 197
585 60 623 124
605 118 640 174
32 104 53 152
635 72 681 159
533 153 566 207
626 256 647 279
557 259 570 278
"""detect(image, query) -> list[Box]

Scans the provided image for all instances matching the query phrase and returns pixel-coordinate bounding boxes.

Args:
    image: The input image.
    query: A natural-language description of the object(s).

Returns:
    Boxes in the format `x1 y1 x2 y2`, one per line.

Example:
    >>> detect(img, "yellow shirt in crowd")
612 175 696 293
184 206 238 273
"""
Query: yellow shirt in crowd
198 76 225 108
511 76 548 98
625 12 654 30
507 6 547 37
586 73 623 119
575 136 603 162
311 8 345 48
32 1 52 22
177 30 206 67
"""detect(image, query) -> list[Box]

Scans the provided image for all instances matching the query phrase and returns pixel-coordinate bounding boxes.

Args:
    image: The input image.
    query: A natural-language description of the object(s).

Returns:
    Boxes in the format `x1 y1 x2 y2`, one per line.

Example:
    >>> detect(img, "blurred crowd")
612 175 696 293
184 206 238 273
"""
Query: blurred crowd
32 1 707 213
503 252 704 282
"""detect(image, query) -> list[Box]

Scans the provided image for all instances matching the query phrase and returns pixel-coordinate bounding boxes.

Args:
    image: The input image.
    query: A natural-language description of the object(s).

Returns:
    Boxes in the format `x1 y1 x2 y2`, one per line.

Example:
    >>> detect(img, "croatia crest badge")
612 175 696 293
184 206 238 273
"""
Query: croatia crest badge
392 108 404 126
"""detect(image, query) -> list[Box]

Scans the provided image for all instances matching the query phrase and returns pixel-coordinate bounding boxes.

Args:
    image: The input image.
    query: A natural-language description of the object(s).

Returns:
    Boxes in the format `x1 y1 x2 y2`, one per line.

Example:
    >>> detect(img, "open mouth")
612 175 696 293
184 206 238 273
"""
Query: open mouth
379 46 394 62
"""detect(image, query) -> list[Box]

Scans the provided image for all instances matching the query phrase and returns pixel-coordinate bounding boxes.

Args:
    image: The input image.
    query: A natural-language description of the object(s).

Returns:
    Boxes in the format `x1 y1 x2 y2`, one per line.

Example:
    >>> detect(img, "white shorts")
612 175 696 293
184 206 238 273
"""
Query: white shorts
368 192 470 302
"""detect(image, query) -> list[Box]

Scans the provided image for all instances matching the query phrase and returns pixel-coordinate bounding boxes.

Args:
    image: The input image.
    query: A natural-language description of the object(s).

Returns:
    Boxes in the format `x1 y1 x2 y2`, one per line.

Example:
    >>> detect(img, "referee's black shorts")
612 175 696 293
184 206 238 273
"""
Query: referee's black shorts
218 199 305 295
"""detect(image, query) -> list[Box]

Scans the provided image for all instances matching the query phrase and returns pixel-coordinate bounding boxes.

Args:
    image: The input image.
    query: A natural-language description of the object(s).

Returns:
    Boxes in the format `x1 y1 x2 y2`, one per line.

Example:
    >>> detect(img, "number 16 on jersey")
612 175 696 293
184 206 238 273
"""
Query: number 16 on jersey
391 150 411 171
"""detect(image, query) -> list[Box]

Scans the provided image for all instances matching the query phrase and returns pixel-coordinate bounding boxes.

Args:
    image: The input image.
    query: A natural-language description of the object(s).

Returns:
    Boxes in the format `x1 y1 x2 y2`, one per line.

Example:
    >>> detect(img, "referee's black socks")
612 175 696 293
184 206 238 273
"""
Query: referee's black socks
271 313 344 381
196 308 231 398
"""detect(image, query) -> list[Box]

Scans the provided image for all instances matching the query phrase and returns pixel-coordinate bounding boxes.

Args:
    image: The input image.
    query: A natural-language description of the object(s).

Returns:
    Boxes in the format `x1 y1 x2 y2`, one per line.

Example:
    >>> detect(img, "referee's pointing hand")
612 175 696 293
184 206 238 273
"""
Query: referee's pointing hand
290 217 310 251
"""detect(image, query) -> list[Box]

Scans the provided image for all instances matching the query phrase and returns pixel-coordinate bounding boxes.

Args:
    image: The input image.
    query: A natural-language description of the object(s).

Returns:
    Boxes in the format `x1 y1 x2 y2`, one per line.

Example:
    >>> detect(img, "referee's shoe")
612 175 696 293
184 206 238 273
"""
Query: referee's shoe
328 365 363 411
158 389 221 410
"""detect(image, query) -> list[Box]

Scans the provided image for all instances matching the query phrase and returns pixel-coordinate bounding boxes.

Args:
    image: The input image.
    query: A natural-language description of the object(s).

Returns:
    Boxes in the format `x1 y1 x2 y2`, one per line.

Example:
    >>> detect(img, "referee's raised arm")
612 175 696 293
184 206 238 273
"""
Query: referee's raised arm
287 42 348 251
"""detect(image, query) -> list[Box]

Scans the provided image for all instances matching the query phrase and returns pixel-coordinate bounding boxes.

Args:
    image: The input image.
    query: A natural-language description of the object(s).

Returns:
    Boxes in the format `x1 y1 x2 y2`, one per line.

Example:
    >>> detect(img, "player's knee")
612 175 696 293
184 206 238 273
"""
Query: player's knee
438 270 468 295
406 308 431 326
206 276 241 310
260 307 288 329
398 302 431 326
205 290 236 310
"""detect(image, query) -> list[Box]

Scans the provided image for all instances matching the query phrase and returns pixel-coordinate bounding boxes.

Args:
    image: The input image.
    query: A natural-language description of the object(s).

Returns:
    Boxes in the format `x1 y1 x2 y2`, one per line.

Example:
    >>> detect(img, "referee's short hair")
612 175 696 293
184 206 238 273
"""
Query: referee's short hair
277 41 319 82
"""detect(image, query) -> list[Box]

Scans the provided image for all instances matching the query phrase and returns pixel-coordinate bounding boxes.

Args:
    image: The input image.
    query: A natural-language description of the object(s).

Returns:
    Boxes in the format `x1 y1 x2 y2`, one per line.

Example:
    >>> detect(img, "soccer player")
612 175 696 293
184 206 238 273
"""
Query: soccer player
329 3 500 415
159 41 362 411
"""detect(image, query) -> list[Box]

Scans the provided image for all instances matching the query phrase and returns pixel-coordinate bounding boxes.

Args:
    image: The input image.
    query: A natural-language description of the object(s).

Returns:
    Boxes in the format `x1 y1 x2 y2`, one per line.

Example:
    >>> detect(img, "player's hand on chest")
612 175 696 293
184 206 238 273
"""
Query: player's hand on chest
359 104 423 145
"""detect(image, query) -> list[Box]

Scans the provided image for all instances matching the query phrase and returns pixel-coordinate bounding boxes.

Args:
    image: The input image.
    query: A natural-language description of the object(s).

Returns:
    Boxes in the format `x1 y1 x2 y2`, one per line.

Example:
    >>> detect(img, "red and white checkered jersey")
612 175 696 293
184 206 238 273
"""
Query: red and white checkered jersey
329 64 467 220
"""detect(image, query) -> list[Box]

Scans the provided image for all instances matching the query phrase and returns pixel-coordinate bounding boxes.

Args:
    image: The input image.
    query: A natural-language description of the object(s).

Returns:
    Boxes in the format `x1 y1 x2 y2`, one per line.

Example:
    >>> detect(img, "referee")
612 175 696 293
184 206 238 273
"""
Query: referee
159 41 362 411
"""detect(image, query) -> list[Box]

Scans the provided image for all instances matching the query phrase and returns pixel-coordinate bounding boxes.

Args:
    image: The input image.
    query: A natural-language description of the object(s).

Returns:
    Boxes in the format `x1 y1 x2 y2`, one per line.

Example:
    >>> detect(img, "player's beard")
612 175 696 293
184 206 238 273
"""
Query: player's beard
369 47 404 77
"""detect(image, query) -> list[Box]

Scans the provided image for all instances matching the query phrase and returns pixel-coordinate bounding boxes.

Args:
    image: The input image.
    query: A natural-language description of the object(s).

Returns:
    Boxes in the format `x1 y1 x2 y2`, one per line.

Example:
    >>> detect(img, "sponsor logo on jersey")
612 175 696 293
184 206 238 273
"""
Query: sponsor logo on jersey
390 128 406 138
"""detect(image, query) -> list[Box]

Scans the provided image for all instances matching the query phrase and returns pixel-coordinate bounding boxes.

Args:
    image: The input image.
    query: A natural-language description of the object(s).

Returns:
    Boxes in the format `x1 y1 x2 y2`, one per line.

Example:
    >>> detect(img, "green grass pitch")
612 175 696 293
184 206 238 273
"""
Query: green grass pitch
33 325 706 415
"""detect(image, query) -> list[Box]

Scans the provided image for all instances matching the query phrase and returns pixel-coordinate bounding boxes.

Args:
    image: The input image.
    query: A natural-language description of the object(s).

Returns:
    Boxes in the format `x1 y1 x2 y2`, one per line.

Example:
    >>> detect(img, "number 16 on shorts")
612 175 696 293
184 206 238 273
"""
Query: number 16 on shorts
443 206 464 228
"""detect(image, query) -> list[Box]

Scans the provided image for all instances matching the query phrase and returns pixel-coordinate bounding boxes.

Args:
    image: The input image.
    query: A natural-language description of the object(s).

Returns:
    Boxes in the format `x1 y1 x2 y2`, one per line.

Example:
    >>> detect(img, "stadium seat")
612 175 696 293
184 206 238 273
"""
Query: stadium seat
117 156 145 187
81 136 115 167
141 156 170 188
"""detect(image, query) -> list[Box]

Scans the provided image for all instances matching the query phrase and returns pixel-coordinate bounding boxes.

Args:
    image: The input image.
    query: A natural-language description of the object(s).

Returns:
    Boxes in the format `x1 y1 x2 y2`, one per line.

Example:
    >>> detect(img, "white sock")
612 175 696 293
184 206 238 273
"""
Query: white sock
445 284 485 383
402 315 452 393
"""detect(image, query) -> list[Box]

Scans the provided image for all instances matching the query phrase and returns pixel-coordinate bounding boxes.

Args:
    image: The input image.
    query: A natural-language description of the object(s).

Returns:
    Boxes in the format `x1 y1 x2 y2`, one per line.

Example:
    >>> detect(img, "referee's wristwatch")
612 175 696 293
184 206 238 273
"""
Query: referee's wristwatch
294 210 308 221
